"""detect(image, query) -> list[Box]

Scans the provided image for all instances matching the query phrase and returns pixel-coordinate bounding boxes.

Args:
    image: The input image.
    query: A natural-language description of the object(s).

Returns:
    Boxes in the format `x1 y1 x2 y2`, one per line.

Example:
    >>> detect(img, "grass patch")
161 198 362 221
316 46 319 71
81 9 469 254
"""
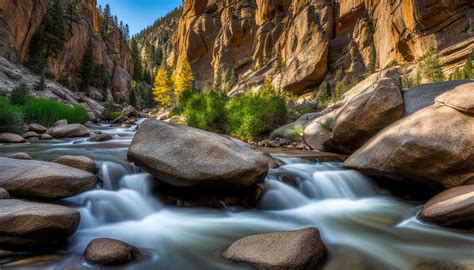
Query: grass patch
0 98 24 133
182 90 227 132
101 101 122 121
21 98 90 126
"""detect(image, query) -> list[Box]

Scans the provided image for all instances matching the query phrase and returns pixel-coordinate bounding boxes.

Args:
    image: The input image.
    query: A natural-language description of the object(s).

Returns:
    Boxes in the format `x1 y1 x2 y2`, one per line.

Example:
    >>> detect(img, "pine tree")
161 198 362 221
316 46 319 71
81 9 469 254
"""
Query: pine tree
261 77 274 94
463 55 472 79
124 24 130 41
46 0 65 56
223 69 236 93
213 68 222 91
34 72 47 91
419 47 444 82
130 39 143 81
153 63 174 107
174 59 194 98
80 45 95 90
101 4 111 34
129 88 137 107
65 0 81 31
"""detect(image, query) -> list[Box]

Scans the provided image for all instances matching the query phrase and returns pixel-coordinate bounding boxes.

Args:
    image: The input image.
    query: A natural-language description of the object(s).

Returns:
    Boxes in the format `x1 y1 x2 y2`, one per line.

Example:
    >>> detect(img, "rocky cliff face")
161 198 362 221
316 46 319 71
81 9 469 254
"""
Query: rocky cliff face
0 0 134 103
173 0 473 94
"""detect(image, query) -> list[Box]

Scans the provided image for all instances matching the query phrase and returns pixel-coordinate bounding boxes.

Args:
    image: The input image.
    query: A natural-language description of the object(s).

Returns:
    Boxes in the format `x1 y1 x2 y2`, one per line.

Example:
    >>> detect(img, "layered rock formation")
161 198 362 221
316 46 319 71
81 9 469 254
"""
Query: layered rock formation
173 0 473 94
0 0 134 103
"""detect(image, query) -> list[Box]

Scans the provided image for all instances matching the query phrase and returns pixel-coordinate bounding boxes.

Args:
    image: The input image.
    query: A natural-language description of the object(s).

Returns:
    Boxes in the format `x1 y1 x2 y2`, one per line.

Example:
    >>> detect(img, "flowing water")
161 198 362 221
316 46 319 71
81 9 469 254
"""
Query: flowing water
1 123 474 269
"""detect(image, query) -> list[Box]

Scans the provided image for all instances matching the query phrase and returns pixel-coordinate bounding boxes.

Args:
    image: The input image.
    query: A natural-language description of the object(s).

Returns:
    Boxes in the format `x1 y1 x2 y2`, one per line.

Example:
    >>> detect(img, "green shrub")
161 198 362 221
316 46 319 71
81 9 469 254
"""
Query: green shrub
288 126 304 142
10 83 31 105
418 47 444 82
0 98 24 133
101 101 121 121
22 98 90 126
225 91 287 141
182 90 227 132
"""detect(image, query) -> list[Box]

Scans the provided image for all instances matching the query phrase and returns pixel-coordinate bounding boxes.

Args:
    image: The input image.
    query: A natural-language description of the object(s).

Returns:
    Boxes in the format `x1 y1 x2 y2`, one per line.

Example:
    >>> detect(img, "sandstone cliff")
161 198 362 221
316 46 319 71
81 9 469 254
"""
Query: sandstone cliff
0 0 134 103
172 0 474 94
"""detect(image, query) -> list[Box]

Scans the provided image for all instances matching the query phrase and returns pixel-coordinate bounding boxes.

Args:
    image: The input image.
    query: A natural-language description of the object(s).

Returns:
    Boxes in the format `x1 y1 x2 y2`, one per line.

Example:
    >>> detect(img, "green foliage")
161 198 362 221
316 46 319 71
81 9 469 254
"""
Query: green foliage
0 98 24 133
401 75 416 89
450 56 473 80
21 98 90 126
27 0 65 73
320 119 332 131
130 39 143 81
225 91 287 141
182 90 227 132
223 69 237 93
10 83 30 106
129 89 138 108
174 59 194 98
418 47 444 82
101 101 121 121
153 63 174 107
287 126 304 142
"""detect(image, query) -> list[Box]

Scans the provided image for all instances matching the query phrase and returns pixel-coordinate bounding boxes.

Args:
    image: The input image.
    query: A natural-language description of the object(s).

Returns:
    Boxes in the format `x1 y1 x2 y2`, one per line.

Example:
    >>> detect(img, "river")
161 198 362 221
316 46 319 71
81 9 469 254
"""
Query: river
1 123 473 269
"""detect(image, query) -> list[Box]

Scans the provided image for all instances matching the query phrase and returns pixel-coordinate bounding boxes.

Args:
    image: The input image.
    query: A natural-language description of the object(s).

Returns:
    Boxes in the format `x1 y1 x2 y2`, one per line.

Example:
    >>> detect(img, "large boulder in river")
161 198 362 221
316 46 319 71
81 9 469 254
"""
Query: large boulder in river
222 228 327 270
0 133 25 143
419 185 474 227
304 70 403 153
51 124 90 138
54 155 97 174
345 82 474 189
127 120 269 189
84 238 140 266
0 199 80 247
0 157 97 198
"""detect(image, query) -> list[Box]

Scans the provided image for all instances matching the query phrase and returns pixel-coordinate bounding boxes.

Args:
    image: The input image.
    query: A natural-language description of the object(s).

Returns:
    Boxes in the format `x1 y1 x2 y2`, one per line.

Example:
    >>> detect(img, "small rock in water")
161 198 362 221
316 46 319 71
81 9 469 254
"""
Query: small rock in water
419 185 474 227
22 131 40 140
0 188 9 199
40 133 53 140
88 134 113 142
222 227 327 270
28 123 47 134
0 133 26 143
84 238 140 266
51 124 90 138
8 152 32 160
54 155 97 174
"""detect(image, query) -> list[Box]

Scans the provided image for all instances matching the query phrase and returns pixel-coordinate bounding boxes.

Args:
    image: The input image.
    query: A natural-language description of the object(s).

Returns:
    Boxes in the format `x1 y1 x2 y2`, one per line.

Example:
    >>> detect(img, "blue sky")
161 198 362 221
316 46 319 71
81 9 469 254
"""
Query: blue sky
97 0 182 35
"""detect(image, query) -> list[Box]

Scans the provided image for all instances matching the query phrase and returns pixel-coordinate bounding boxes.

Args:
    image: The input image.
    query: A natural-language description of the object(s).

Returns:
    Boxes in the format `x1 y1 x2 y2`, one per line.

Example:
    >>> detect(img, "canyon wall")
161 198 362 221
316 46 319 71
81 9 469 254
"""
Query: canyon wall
0 0 134 103
173 0 473 94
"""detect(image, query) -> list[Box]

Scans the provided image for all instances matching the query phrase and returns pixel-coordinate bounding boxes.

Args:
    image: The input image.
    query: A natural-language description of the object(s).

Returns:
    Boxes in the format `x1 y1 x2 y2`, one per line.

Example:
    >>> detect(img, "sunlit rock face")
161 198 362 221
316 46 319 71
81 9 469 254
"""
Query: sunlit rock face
0 0 134 103
173 0 473 94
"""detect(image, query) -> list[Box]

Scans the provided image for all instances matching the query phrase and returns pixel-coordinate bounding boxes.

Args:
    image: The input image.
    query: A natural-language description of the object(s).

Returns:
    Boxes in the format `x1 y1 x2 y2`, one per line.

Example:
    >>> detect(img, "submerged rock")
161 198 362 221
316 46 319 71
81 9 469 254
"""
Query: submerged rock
40 133 53 140
8 152 32 160
53 119 68 127
128 120 269 190
222 228 327 270
345 83 474 189
0 199 80 247
420 185 474 227
0 157 97 198
22 131 40 140
0 188 9 199
88 134 113 142
51 124 90 138
84 238 140 266
28 123 47 134
0 133 25 143
54 155 96 174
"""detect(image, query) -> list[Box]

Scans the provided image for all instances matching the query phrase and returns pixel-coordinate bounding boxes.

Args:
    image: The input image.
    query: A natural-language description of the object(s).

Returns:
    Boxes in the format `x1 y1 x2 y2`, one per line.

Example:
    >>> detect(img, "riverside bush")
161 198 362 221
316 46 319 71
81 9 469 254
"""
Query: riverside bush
22 98 90 126
0 98 24 133
177 88 288 141
101 101 121 121
10 83 30 105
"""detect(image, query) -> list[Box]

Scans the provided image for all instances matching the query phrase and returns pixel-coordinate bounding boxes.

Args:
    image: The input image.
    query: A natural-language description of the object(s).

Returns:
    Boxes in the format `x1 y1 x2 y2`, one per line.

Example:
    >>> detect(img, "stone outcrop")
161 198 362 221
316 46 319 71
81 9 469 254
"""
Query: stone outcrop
303 70 404 153
0 157 97 198
84 238 140 266
172 0 473 94
0 0 134 105
345 82 474 189
54 155 97 174
0 199 80 247
128 120 269 190
8 152 33 160
420 185 474 226
222 227 327 269
0 133 25 144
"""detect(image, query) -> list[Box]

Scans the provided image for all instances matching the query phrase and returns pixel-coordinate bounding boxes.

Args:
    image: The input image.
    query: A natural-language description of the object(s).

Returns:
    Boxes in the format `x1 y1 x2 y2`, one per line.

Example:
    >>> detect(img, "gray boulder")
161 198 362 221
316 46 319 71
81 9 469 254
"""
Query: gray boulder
128 120 269 190
88 134 113 142
51 124 90 138
222 228 327 270
22 131 40 140
28 123 47 134
53 119 68 127
0 188 9 199
0 157 97 198
84 238 140 266
8 152 32 160
0 199 80 247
